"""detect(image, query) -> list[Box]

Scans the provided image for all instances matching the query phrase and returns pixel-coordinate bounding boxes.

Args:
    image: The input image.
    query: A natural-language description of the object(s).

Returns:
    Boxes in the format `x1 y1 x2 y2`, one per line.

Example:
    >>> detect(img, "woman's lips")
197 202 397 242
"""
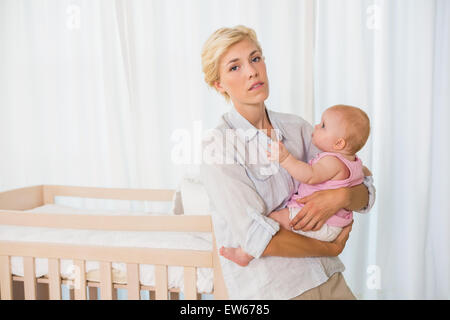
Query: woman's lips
249 82 264 91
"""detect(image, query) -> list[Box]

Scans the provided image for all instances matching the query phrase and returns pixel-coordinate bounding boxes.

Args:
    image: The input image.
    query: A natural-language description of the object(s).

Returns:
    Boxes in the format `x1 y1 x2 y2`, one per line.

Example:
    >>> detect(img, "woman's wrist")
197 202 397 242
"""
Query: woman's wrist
324 241 342 257
311 237 342 257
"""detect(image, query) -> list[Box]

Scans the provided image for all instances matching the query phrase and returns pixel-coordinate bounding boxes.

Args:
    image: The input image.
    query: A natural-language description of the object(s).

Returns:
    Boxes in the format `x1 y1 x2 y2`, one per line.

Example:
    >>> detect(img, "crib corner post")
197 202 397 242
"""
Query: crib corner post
211 233 228 300
0 256 13 300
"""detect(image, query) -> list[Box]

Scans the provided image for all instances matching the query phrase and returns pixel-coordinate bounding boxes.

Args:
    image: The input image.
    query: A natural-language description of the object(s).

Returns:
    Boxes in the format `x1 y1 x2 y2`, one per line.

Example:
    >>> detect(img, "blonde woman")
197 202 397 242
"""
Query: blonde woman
200 26 375 300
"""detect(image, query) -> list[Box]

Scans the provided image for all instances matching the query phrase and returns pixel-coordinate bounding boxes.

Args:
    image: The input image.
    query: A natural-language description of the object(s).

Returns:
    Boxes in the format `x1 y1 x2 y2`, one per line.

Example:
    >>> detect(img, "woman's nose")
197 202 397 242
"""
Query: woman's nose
247 64 258 78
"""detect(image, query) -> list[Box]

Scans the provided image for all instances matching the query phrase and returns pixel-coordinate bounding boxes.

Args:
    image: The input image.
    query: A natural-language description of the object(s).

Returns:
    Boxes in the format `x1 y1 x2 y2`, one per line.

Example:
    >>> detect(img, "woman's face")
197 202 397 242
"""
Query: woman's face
215 39 269 107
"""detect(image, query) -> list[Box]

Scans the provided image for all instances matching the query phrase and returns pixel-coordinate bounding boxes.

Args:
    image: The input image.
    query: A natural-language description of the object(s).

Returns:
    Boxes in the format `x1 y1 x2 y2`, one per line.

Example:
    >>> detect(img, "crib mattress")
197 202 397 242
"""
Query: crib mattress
0 204 214 294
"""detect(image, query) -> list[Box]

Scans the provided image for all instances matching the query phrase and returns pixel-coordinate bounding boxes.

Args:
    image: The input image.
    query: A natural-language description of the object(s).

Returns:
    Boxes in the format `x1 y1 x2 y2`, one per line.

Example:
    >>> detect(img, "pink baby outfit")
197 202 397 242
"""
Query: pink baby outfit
286 152 365 227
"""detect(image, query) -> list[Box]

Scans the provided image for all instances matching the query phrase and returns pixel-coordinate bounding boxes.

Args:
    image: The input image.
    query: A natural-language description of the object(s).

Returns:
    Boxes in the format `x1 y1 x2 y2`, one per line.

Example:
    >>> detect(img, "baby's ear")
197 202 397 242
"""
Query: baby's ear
334 138 346 151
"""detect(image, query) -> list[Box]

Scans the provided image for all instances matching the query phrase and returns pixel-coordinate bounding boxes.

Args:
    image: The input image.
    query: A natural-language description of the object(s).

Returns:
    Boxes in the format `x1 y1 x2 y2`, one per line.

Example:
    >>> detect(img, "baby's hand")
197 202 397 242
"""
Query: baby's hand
267 141 290 163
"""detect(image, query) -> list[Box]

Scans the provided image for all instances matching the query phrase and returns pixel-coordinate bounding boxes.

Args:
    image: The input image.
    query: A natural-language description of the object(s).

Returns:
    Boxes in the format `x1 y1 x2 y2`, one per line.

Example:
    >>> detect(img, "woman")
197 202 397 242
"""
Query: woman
200 25 375 300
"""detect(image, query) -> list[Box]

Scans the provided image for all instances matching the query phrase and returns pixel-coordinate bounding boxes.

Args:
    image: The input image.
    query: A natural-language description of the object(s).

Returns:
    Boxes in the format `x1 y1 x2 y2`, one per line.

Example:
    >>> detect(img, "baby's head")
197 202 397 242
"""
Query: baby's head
312 105 370 155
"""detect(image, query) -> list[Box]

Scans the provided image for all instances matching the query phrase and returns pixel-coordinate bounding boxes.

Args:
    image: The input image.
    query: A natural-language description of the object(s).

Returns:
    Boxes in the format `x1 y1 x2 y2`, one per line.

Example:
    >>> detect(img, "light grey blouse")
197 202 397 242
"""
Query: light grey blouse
200 107 375 299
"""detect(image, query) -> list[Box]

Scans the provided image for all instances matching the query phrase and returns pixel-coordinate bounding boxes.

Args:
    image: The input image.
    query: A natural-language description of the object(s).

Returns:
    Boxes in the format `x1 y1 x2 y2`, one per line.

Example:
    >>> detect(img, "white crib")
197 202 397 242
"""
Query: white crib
0 185 228 300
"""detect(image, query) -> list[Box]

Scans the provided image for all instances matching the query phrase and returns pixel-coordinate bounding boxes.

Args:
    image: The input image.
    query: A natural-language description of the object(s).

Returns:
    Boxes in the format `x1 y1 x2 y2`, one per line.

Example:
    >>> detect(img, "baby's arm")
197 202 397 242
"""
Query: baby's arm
268 141 343 185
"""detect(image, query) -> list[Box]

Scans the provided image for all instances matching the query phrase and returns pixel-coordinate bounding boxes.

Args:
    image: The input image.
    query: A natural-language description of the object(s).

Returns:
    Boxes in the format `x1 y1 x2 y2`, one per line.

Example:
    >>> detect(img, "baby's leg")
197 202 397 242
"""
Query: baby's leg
268 208 291 230
219 246 254 267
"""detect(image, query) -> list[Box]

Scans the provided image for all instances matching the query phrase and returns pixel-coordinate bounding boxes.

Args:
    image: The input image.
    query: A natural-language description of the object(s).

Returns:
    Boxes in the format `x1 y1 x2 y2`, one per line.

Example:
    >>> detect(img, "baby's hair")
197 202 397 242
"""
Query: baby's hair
328 105 371 154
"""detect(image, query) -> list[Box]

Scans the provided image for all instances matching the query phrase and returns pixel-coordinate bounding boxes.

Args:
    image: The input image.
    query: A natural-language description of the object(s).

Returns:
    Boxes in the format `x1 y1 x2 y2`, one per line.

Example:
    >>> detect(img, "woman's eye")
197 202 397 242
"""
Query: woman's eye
252 56 261 63
321 123 325 128
230 65 239 71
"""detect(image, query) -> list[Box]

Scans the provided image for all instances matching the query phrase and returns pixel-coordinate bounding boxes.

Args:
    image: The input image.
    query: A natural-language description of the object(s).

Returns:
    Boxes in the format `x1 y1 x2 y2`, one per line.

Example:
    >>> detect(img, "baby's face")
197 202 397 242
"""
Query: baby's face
312 109 346 152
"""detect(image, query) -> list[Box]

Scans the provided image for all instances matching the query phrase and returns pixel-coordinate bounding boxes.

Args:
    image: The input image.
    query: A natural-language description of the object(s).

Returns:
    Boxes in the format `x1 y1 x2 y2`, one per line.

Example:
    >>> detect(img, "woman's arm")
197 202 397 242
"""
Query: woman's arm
290 180 371 232
262 222 353 258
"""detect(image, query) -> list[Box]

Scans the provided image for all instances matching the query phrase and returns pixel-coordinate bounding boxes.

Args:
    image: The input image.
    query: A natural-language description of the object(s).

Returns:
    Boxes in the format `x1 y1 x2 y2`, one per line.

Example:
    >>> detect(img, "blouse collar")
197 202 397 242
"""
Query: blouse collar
227 106 286 143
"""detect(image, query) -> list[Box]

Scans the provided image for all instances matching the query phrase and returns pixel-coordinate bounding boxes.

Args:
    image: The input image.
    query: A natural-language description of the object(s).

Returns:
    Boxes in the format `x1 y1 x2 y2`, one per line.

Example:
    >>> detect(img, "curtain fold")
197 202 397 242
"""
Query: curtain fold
425 0 450 299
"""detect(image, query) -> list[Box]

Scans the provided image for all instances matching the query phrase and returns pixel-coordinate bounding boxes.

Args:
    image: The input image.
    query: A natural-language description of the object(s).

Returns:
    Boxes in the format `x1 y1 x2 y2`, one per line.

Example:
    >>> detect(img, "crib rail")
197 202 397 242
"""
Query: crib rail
0 185 228 300
0 211 212 232
42 184 176 203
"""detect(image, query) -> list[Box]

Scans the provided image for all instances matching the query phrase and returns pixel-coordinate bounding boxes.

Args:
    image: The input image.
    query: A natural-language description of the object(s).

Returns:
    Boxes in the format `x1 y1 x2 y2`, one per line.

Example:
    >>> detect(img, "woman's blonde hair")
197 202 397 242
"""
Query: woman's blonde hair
201 25 262 101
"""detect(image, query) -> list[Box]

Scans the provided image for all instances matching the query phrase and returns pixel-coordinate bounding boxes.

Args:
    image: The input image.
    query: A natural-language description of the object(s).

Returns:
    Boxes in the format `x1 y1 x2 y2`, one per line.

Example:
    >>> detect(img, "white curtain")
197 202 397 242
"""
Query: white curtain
0 0 449 299
315 0 450 299
0 0 315 212
0 0 315 190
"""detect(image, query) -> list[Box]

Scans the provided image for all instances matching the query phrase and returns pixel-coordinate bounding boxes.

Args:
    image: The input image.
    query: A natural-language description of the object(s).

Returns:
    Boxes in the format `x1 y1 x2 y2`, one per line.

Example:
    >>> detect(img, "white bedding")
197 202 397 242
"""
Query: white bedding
0 204 214 294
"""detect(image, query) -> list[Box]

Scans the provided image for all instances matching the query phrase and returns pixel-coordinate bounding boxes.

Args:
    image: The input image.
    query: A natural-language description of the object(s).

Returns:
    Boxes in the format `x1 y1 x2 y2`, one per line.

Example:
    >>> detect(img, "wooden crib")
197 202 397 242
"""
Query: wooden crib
0 185 228 300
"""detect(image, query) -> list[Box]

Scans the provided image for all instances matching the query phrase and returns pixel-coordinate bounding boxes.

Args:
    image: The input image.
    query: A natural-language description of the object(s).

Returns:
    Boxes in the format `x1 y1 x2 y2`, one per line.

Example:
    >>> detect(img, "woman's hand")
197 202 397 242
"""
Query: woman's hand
291 188 349 232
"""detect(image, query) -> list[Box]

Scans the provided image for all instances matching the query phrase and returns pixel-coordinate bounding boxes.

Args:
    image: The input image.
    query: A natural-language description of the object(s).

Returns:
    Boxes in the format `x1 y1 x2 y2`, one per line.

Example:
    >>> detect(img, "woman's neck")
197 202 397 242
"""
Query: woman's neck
234 102 271 130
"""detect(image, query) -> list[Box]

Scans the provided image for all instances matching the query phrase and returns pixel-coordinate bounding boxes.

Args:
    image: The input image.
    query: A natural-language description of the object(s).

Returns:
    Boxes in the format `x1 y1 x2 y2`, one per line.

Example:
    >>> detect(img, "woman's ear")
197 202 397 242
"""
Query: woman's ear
334 138 346 151
214 80 226 94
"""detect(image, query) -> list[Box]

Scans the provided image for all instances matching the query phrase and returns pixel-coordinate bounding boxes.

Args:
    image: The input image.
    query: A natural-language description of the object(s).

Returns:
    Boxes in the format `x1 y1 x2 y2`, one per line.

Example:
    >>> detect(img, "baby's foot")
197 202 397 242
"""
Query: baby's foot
219 246 254 267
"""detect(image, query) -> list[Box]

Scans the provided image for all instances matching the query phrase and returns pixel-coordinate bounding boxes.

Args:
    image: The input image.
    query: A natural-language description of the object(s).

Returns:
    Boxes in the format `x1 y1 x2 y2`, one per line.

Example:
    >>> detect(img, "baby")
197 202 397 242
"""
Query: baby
220 105 371 266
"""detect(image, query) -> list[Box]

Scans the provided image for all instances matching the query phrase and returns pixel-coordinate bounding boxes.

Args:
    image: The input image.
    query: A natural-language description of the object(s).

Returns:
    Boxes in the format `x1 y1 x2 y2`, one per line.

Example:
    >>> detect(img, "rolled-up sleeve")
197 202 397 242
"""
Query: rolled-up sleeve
200 136 280 259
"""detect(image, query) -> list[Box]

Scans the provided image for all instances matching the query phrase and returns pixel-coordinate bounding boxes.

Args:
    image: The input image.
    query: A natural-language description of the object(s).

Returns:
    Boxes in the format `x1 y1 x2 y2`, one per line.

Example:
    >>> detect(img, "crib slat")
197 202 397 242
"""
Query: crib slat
127 263 140 300
48 259 61 300
88 286 98 300
170 292 180 300
100 262 113 300
183 267 197 300
0 256 13 300
23 257 37 300
74 260 87 300
155 265 168 300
